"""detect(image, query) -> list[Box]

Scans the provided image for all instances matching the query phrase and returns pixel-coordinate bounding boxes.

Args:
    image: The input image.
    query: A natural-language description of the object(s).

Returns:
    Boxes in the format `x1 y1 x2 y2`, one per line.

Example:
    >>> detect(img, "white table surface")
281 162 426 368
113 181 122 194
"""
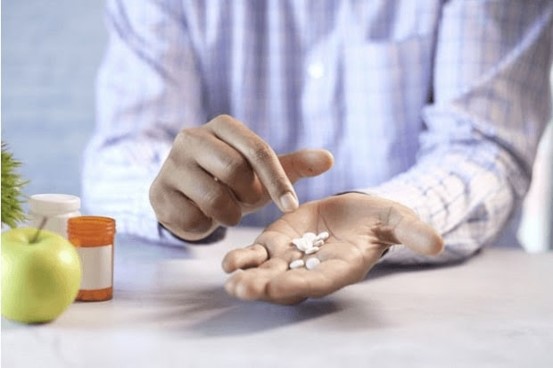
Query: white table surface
2 227 552 368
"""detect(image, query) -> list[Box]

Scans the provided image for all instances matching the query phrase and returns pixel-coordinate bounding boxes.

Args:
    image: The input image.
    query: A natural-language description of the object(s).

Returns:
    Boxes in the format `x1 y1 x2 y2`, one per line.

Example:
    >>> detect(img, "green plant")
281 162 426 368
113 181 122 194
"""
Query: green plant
1 142 28 228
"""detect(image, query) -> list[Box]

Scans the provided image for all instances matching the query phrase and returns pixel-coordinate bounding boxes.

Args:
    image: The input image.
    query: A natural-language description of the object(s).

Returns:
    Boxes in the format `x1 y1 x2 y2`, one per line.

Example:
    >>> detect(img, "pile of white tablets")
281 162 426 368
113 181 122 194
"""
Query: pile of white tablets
289 231 329 270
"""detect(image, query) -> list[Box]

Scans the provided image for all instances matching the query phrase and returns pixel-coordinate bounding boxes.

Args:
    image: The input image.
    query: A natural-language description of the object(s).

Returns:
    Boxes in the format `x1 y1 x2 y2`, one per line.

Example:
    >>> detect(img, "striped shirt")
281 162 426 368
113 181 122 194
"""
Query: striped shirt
83 0 553 263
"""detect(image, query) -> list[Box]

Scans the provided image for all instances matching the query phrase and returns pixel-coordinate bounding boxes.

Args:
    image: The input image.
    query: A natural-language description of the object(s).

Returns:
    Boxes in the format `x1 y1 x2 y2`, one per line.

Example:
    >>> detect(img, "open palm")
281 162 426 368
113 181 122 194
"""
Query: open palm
223 193 443 304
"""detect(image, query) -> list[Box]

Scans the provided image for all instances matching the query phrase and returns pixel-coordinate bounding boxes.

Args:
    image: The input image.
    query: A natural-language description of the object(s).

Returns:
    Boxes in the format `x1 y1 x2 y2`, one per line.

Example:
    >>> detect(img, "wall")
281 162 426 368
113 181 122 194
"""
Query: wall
2 0 107 198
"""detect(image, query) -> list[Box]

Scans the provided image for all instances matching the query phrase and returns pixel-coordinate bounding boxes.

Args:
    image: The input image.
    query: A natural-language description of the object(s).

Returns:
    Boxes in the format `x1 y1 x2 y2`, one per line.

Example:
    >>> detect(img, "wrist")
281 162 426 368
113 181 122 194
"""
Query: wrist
158 223 227 244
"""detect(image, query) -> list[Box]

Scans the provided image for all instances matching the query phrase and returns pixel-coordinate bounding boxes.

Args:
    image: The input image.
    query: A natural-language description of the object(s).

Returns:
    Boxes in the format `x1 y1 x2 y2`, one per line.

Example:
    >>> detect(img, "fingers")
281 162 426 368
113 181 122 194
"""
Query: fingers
192 131 263 205
153 114 318 240
279 149 334 183
148 184 218 241
207 115 299 213
164 162 242 227
224 258 288 301
222 230 301 273
222 244 269 273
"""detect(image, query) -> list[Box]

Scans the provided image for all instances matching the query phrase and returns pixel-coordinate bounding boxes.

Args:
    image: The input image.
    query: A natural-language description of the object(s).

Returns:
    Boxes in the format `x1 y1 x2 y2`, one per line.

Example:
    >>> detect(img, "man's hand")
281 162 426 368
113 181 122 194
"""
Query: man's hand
149 114 334 241
222 193 444 304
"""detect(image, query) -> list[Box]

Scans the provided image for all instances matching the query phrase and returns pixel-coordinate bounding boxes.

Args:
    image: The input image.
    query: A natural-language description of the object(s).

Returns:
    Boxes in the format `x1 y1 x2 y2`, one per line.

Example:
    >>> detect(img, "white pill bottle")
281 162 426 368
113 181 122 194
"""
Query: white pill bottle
28 193 81 238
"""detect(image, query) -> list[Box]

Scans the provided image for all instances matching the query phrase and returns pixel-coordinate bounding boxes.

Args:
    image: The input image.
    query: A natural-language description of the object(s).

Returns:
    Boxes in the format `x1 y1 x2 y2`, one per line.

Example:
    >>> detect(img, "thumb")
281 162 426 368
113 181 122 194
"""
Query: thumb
370 199 444 256
390 214 444 256
279 149 334 183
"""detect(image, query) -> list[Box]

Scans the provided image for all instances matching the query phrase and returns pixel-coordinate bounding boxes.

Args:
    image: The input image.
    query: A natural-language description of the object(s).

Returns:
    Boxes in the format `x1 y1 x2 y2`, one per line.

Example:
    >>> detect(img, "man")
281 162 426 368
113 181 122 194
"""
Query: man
83 0 553 303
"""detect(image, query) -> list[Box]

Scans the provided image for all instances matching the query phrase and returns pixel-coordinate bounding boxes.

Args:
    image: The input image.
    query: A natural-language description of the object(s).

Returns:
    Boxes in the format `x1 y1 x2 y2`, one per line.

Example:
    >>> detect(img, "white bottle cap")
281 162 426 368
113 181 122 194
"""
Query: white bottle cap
29 194 81 216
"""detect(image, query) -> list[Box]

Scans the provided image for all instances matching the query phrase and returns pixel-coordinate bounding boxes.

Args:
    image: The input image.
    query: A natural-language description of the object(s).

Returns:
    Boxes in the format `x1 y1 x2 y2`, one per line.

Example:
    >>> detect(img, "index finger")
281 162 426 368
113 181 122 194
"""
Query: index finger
207 115 299 212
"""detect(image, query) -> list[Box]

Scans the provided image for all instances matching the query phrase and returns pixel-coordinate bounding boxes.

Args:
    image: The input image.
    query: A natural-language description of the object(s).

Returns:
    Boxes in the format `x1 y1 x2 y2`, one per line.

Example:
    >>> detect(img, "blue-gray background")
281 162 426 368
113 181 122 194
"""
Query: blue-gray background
2 0 107 198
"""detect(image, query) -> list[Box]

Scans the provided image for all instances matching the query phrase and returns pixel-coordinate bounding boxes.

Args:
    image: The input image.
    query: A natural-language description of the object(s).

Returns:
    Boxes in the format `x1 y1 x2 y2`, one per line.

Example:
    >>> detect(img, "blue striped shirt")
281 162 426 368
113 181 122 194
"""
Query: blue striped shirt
83 0 553 263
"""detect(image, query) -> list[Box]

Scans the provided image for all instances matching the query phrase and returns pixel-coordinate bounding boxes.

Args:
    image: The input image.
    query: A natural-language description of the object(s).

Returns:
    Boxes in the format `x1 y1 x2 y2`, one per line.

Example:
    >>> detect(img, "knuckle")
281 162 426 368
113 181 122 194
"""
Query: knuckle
150 193 179 228
170 132 190 160
171 202 213 235
180 214 212 234
267 175 288 194
201 187 227 209
240 190 263 206
170 128 207 165
220 155 249 179
217 113 234 122
174 128 203 148
201 188 241 225
149 183 214 235
174 129 190 146
240 281 261 298
155 210 173 229
249 141 272 163
149 179 168 212
211 114 236 128
152 202 174 229
225 209 242 226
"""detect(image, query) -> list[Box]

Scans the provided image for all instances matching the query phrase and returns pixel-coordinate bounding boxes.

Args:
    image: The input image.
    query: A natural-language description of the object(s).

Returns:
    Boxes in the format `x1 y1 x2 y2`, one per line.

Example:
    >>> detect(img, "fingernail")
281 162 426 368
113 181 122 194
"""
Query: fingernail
279 192 298 212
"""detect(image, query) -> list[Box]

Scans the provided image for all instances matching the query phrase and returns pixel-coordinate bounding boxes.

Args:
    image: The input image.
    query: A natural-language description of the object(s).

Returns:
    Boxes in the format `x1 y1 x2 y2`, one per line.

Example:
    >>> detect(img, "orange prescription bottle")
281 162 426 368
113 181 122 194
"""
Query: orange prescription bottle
67 216 116 302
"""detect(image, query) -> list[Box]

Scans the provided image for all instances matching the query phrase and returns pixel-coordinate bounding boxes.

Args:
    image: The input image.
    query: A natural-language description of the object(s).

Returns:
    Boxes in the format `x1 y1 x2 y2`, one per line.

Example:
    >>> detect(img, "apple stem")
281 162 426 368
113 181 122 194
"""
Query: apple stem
30 217 48 244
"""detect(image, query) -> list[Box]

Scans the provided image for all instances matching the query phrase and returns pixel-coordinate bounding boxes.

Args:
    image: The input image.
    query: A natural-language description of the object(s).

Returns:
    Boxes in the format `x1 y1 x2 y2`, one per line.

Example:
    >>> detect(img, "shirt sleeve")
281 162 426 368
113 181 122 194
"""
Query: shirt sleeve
371 0 553 264
82 0 205 244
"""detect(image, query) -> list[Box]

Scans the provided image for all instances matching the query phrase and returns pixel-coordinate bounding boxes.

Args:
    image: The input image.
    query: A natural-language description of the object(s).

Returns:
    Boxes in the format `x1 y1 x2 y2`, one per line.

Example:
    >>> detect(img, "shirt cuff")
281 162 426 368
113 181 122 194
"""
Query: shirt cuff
158 223 227 245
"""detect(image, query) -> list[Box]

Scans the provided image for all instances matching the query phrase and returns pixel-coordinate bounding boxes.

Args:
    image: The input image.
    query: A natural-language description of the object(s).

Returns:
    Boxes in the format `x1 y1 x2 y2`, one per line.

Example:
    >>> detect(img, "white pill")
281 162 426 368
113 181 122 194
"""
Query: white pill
289 259 305 269
305 257 321 270
291 238 302 246
316 231 329 240
292 238 311 251
292 238 308 250
305 246 320 255
313 239 325 247
303 232 317 242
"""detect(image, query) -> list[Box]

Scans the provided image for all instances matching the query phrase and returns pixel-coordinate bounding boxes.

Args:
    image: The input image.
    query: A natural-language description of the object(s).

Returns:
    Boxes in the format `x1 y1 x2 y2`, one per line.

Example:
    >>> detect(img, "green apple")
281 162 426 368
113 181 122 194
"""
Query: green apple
1 227 82 323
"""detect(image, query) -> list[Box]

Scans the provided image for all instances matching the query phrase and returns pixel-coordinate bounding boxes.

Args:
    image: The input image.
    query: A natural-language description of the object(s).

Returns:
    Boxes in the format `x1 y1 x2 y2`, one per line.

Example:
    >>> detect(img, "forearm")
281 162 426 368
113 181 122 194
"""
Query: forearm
370 0 553 264
370 135 518 264
83 0 206 244
82 136 178 244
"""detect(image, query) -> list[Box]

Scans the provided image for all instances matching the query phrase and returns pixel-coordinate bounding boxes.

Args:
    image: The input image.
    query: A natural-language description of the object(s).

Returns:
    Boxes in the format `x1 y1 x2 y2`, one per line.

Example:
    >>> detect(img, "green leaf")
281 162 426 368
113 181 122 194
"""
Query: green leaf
1 142 28 228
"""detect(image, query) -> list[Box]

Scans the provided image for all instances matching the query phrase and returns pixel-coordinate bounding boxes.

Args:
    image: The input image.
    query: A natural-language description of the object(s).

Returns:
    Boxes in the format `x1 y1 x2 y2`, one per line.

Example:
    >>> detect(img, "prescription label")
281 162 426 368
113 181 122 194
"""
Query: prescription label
76 244 113 290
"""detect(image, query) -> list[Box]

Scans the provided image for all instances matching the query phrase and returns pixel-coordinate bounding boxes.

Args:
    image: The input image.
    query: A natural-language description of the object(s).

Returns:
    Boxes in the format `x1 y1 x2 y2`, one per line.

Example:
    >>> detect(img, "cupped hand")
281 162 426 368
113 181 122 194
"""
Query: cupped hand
149 115 334 241
222 193 444 304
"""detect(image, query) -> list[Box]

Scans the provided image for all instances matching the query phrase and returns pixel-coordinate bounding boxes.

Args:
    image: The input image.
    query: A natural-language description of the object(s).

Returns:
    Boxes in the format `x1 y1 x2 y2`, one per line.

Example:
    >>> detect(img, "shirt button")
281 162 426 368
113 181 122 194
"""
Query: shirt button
307 62 324 79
